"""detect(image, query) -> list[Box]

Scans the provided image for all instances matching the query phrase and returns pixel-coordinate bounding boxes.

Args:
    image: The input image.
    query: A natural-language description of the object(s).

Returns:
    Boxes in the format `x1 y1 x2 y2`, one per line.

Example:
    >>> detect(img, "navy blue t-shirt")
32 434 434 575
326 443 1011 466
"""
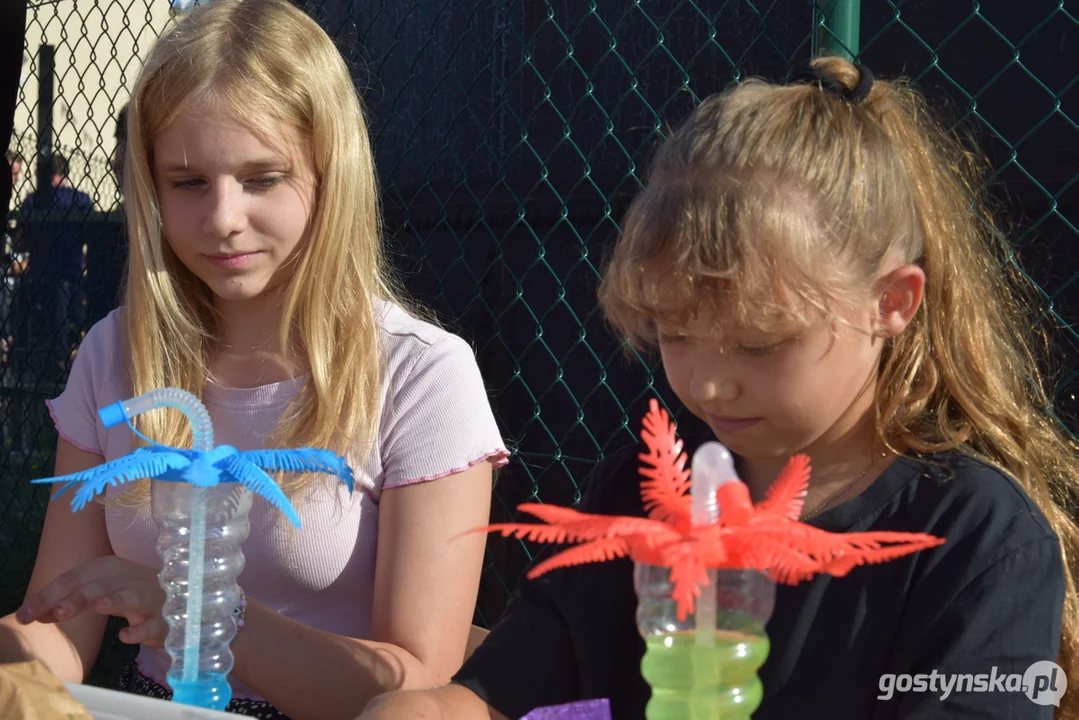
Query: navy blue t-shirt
454 437 1066 719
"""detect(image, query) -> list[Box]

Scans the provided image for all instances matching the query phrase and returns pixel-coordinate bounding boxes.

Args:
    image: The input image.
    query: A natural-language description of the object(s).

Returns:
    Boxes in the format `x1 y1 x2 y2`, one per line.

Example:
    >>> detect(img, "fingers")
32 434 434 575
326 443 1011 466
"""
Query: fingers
16 557 170 649
56 581 109 620
119 615 168 649
19 578 109 624
15 556 156 626
92 587 147 617
15 569 80 624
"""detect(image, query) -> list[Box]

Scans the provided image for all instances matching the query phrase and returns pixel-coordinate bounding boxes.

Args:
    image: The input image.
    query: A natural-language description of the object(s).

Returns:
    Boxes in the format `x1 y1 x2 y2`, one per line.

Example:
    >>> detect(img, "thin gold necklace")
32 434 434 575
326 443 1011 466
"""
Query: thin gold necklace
801 454 885 521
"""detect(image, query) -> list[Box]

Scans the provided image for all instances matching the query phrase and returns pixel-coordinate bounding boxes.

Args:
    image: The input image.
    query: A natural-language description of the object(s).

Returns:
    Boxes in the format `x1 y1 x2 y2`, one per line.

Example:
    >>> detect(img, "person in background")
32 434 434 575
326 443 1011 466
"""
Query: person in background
13 152 93 374
1 149 27 366
6 149 24 202
110 105 127 206
18 152 93 213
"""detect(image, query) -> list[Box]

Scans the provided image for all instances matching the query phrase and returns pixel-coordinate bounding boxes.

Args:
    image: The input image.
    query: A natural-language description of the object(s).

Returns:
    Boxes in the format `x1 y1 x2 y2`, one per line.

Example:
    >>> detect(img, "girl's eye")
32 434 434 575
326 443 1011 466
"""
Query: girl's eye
737 344 777 357
168 176 284 191
737 334 800 356
658 332 689 345
247 175 283 190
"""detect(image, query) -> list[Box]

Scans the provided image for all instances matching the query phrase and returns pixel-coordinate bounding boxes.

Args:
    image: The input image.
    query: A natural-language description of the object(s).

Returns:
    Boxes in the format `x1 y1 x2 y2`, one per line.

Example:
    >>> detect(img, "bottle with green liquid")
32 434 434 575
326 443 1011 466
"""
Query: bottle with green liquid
635 564 775 719
635 441 777 719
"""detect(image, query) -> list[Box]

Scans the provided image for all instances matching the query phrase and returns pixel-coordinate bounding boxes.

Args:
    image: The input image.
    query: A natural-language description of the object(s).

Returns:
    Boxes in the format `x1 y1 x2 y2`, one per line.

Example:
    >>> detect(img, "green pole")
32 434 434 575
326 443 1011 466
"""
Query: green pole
818 0 861 60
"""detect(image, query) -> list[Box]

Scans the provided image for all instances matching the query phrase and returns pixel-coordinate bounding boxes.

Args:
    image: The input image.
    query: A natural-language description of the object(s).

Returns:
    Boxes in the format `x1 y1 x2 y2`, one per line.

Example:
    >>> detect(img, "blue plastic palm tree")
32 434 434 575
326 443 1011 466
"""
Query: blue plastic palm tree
36 442 354 528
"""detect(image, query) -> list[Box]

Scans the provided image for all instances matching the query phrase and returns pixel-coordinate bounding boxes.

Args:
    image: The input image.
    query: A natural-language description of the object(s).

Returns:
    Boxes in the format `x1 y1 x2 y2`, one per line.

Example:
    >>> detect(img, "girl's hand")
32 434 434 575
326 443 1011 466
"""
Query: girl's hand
358 686 510 720
14 555 167 648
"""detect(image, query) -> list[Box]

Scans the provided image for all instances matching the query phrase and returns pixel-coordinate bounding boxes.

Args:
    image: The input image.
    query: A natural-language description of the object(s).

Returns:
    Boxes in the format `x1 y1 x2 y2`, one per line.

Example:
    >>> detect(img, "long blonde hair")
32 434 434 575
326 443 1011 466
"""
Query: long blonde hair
600 56 1079 716
120 0 408 497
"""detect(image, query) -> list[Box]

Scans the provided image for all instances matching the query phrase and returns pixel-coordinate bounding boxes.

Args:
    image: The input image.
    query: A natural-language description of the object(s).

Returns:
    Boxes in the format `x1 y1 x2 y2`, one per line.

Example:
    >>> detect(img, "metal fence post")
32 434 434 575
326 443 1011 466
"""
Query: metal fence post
36 44 54 207
816 0 861 60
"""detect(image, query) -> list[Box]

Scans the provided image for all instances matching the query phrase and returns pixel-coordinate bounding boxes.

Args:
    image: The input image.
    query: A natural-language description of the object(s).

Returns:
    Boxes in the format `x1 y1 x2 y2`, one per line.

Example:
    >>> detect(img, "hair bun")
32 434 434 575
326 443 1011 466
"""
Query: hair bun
804 61 875 104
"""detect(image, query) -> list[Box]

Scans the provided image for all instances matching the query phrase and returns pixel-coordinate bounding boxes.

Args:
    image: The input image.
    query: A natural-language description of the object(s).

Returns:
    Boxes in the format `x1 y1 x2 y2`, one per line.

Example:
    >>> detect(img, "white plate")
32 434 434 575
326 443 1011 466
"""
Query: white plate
63 682 235 719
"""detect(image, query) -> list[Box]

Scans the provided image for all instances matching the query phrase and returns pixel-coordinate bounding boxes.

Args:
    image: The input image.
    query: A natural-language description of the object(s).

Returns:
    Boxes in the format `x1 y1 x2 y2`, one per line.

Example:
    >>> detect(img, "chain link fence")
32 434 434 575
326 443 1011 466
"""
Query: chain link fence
2 0 1076 690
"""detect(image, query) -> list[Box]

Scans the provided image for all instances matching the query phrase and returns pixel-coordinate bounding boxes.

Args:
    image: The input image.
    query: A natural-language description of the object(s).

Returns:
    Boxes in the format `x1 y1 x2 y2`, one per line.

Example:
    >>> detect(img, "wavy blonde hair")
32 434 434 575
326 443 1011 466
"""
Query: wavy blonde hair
119 0 410 499
600 56 1079 717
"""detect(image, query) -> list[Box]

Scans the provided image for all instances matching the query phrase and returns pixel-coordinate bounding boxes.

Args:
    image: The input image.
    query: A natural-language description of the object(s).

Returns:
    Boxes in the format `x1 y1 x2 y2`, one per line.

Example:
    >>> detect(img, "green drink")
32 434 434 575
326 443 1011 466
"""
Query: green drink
642 629 770 719
635 564 776 720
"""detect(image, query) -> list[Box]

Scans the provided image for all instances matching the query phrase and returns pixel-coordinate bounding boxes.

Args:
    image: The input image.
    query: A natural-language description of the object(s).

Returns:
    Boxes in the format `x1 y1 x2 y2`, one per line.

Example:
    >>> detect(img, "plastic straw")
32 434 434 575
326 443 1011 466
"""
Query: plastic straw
690 442 738 646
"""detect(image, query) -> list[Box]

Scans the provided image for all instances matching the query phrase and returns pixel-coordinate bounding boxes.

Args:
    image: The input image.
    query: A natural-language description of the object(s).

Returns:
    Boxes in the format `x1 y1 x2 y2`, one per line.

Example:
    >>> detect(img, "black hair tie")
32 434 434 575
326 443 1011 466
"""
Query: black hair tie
805 63 875 104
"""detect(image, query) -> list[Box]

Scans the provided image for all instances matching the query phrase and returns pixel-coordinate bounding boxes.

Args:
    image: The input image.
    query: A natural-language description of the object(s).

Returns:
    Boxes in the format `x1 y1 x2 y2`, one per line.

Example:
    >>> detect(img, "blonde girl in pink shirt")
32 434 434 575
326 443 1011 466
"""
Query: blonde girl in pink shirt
0 1 509 717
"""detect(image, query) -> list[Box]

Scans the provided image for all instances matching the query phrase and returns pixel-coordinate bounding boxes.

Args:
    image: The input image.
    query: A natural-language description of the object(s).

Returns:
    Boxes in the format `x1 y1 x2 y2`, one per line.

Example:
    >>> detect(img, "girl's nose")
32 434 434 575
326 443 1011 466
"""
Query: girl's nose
202 182 247 238
691 352 739 404
716 379 738 402
693 377 739 403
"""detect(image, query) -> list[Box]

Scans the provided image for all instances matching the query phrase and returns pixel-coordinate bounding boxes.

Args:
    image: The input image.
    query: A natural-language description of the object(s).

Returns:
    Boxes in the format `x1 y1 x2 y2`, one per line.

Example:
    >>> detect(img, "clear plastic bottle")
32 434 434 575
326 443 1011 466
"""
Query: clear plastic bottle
153 482 252 708
635 564 775 719
100 388 249 709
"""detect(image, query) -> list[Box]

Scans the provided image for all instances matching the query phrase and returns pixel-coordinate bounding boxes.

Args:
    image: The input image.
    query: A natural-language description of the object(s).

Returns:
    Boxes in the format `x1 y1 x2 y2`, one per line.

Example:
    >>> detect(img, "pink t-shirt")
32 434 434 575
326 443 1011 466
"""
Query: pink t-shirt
46 299 509 699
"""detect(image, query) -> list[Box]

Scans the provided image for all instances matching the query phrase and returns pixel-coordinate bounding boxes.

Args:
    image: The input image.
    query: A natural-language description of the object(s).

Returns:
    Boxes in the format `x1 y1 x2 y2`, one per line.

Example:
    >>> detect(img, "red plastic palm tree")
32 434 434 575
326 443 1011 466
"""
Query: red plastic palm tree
474 399 945 620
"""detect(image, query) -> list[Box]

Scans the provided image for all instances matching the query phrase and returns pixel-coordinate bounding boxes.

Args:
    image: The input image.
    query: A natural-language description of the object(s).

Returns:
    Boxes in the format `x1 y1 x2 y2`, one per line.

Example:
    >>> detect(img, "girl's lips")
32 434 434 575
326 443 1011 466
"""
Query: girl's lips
708 414 762 432
206 252 260 269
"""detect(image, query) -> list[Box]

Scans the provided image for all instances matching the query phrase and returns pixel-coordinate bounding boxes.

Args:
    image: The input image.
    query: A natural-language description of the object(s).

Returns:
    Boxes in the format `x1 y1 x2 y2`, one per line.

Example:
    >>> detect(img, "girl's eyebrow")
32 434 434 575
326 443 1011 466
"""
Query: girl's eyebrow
158 157 287 174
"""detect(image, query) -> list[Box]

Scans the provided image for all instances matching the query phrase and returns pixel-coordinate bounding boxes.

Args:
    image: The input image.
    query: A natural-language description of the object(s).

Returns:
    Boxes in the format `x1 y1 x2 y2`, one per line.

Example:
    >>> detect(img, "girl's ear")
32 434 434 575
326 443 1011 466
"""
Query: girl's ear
874 265 925 338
